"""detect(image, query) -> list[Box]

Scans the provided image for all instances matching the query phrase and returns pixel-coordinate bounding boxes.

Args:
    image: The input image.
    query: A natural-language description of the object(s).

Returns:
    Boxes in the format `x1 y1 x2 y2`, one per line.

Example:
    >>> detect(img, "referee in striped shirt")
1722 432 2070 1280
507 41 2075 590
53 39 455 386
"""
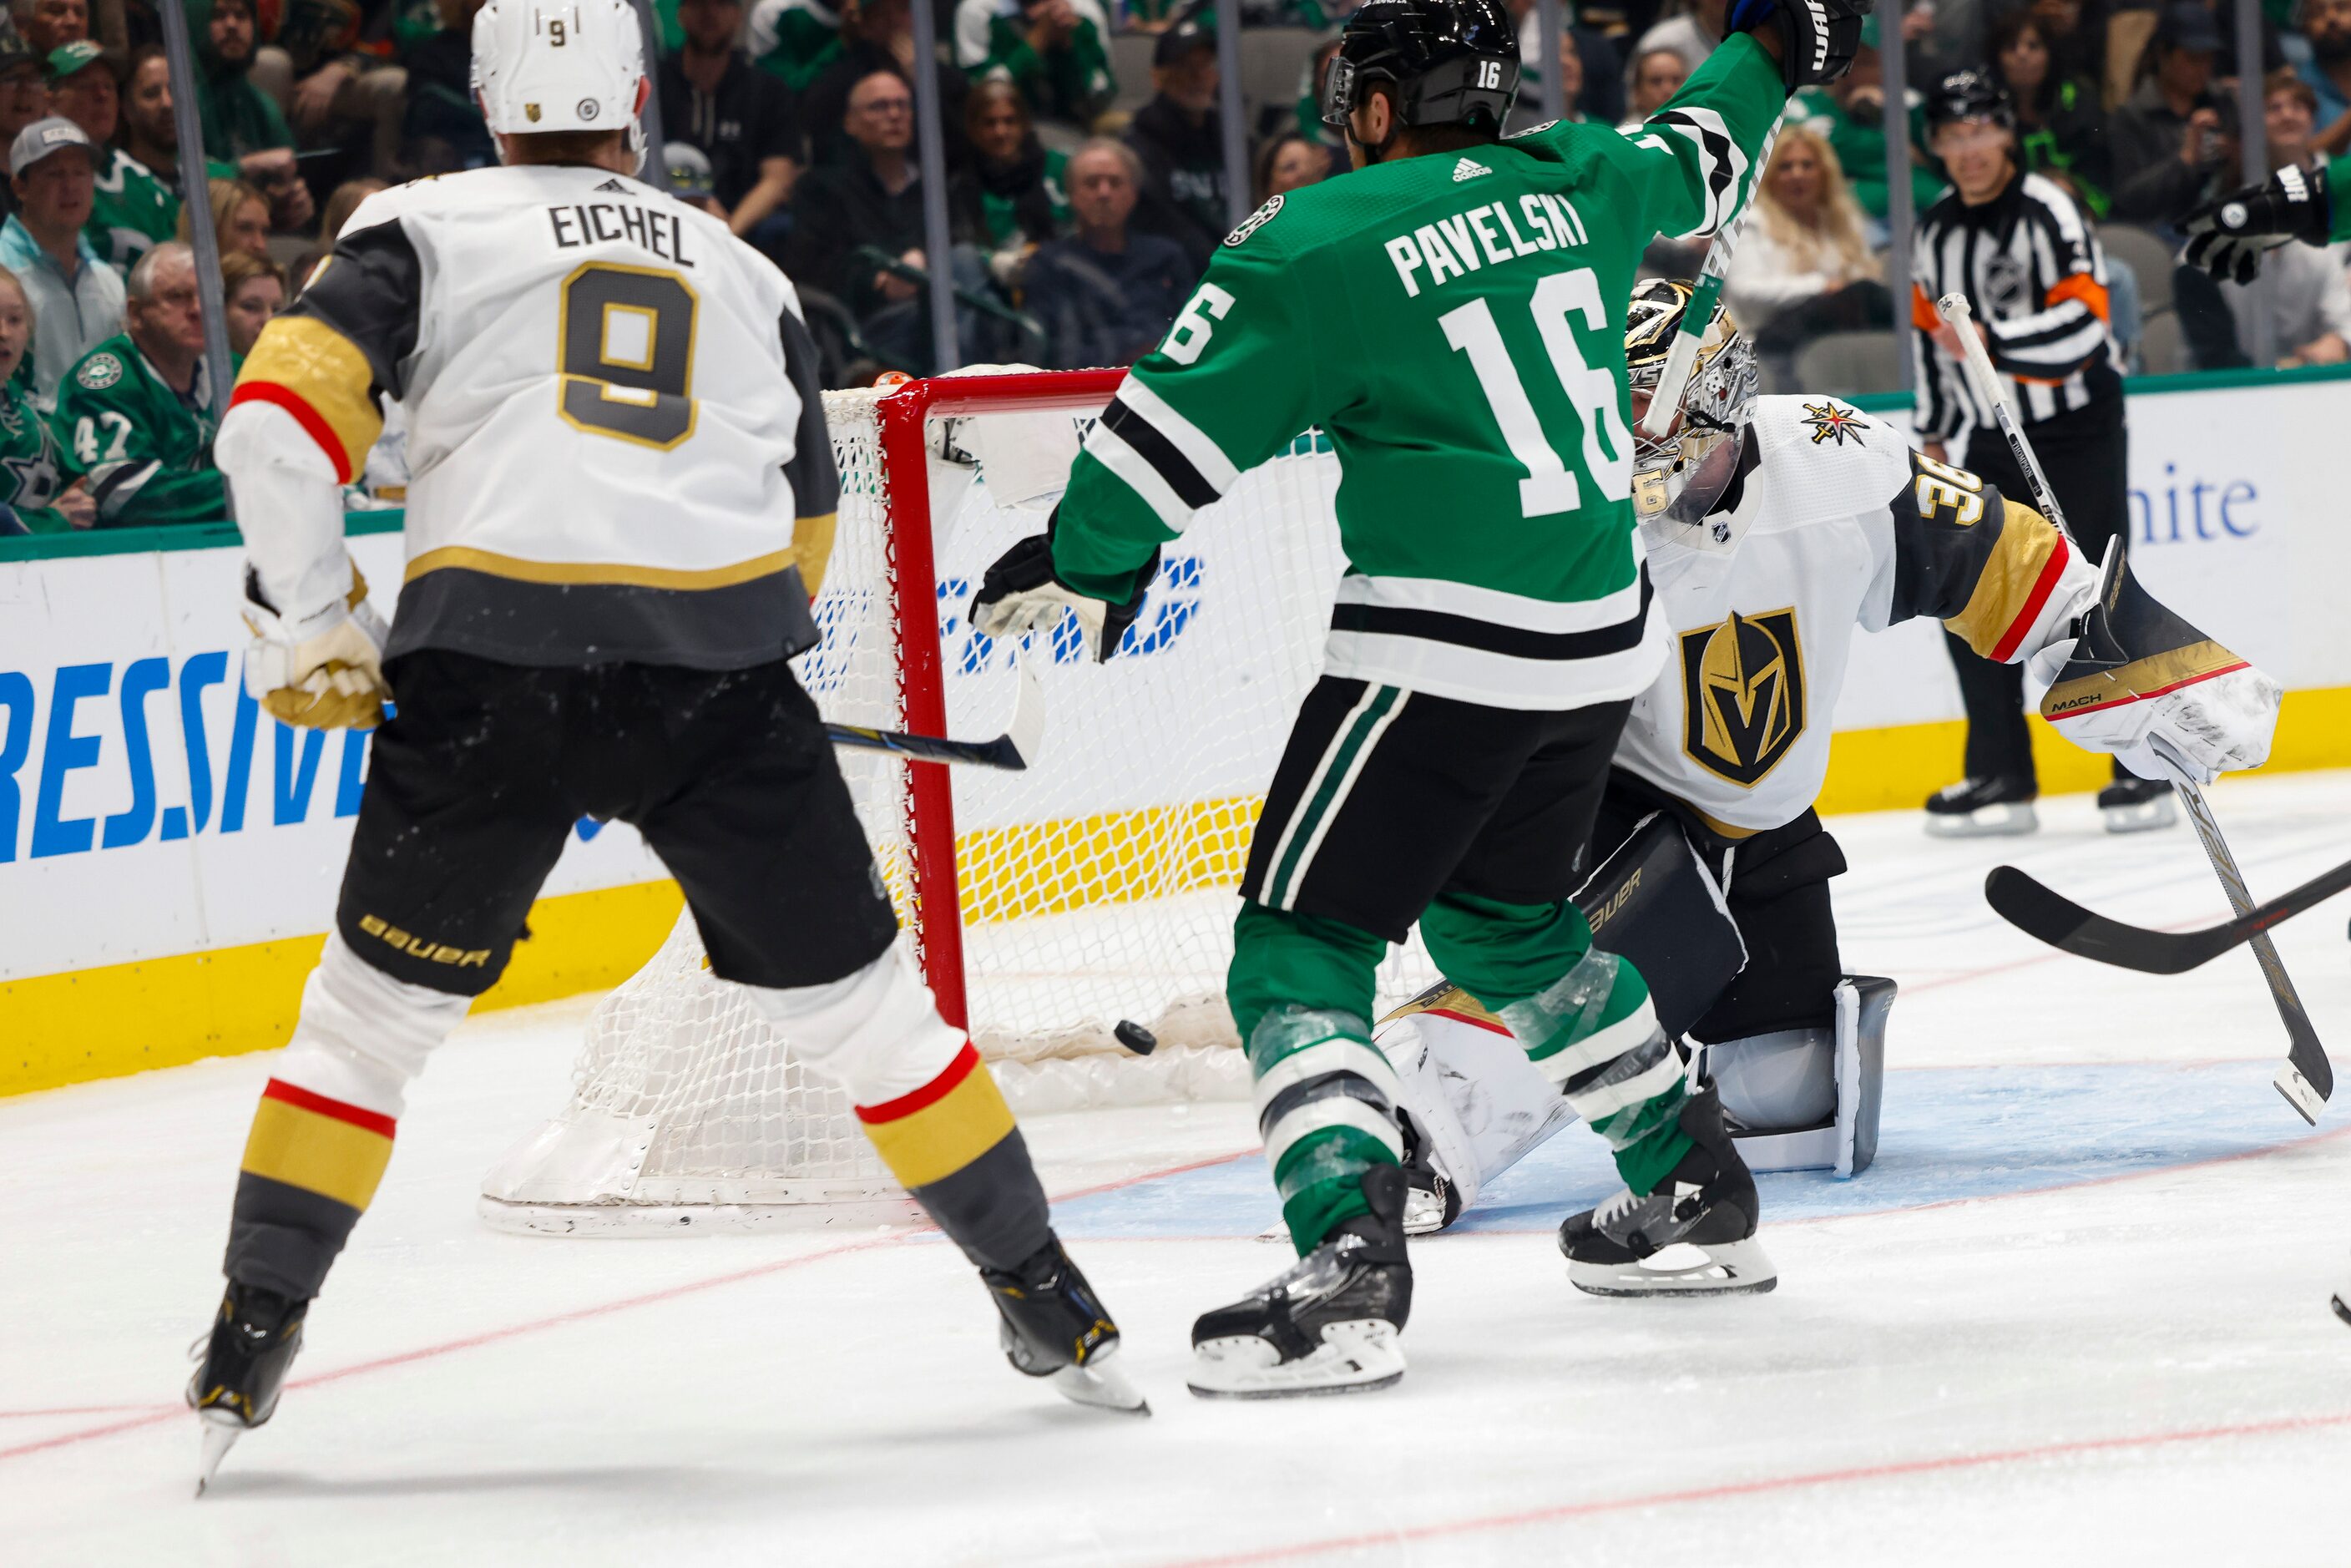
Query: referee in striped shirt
1908 69 2170 837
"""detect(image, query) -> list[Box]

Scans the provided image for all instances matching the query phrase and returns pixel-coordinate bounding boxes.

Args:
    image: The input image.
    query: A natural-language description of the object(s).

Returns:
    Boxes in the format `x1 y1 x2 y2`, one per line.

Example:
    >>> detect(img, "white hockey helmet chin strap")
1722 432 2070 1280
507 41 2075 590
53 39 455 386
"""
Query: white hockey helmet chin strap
473 0 650 170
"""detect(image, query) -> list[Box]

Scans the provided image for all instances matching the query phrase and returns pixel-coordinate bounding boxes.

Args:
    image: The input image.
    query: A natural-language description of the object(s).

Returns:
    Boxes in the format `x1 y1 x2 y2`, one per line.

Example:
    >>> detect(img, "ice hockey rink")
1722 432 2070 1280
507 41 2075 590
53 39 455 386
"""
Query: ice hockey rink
8 768 2351 1567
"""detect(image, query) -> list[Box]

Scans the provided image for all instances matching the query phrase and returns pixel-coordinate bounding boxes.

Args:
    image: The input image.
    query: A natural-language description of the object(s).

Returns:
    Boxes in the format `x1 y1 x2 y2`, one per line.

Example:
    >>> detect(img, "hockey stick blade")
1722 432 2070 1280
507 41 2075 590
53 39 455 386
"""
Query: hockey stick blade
822 656 1047 771
1984 855 2351 975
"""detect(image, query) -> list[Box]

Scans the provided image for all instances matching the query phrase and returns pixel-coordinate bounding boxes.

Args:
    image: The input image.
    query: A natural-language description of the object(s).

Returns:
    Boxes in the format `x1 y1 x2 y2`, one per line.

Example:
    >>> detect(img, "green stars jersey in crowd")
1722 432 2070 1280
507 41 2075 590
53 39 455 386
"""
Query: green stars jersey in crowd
1051 34 1787 713
53 336 230 529
88 147 182 274
0 379 73 532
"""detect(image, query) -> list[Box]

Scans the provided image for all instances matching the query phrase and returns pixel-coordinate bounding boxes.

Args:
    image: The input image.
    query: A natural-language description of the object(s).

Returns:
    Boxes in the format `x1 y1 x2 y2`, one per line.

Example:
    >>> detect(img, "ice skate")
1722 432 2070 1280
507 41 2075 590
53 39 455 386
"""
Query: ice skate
186 1282 308 1495
1189 1166 1411 1399
2097 775 2177 834
983 1234 1149 1415
1559 1085 1776 1297
1923 776 2039 837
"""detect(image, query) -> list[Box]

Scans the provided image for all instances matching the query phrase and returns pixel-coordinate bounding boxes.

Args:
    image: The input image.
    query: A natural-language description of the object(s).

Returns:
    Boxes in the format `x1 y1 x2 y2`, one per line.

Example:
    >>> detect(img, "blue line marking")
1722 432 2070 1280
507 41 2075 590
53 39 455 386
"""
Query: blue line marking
1050 1063 2333 1241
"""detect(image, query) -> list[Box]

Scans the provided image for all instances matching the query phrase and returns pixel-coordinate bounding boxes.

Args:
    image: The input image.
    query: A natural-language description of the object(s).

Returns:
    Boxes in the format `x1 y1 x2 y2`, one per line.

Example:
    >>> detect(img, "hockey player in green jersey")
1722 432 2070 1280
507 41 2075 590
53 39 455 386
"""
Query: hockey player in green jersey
53 243 231 528
973 0 1872 1396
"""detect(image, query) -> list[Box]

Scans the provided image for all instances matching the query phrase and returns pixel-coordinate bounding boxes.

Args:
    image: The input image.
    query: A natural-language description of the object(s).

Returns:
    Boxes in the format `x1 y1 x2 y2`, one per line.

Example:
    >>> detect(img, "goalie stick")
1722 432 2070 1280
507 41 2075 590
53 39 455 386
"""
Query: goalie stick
1939 293 2333 1124
1984 854 2351 976
826 655 1046 771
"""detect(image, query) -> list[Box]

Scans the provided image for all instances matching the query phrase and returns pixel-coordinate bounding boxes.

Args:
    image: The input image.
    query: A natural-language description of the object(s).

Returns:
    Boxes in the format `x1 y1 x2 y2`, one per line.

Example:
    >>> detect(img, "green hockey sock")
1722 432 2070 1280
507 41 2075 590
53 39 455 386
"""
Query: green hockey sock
1228 902 1403 1252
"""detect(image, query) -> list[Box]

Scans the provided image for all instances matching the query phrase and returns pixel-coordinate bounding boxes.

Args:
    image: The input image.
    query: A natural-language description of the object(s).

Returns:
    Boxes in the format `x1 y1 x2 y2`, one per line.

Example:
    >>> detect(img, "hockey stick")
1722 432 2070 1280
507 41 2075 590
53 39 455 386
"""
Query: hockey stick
1984 854 2351 975
1939 293 2333 1123
825 655 1046 771
1636 117 1780 443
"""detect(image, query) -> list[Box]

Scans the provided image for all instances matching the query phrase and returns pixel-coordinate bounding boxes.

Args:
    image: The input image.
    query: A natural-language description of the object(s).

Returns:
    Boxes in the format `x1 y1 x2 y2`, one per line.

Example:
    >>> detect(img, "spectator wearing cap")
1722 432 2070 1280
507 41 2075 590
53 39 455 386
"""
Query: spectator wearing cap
798 0 968 170
0 114 120 403
660 0 805 247
663 139 728 220
1020 138 1193 369
2107 4 2232 225
53 240 229 527
1124 19 1227 273
195 0 314 232
48 41 176 273
963 0 1115 129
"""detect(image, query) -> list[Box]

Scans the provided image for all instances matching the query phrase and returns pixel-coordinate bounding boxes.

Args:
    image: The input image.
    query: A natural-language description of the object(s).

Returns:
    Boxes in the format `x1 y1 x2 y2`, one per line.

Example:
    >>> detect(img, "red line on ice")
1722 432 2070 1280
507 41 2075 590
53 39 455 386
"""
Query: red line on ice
1155 1408 2351 1567
0 1146 1253 1464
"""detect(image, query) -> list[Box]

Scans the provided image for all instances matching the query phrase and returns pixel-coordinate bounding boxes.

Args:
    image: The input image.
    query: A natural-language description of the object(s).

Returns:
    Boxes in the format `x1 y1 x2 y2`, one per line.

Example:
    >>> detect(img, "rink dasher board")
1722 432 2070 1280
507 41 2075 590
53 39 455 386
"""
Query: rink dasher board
3 373 2350 1081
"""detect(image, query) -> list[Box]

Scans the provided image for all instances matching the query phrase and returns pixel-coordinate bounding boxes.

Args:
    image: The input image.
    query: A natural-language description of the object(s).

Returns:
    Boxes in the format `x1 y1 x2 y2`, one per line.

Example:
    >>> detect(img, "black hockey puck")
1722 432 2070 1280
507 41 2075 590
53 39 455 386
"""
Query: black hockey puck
1114 1020 1157 1056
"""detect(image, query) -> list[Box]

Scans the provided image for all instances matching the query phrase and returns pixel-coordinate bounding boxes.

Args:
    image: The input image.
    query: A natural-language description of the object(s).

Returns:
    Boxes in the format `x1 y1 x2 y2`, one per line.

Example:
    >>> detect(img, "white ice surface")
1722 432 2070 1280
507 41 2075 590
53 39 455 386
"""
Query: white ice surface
8 771 2351 1566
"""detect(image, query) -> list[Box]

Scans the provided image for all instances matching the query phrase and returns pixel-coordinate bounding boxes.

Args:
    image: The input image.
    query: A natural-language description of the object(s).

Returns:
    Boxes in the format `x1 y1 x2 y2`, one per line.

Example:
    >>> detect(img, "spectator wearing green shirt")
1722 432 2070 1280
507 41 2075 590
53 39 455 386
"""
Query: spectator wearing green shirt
1793 48 1941 226
948 77 1066 255
0 266 87 532
963 0 1114 127
48 42 178 274
55 240 232 528
196 0 316 231
748 0 843 92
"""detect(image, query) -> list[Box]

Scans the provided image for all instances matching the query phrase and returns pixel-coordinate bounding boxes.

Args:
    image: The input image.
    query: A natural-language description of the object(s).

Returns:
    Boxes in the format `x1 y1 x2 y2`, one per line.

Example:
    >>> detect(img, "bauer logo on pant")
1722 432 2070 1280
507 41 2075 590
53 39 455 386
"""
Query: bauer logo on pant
1680 608 1806 787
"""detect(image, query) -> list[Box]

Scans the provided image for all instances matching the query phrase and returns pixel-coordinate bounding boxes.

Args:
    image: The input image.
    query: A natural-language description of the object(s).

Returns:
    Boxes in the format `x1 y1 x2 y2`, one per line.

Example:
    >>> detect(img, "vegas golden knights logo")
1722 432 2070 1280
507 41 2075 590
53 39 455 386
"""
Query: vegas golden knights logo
1680 607 1805 786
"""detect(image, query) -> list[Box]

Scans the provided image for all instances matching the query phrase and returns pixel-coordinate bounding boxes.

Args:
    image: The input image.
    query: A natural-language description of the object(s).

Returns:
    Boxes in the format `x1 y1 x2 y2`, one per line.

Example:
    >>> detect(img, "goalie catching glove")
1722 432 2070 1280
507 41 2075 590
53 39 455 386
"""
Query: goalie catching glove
2179 162 2333 285
242 561 390 730
970 508 1158 662
2027 543 2279 787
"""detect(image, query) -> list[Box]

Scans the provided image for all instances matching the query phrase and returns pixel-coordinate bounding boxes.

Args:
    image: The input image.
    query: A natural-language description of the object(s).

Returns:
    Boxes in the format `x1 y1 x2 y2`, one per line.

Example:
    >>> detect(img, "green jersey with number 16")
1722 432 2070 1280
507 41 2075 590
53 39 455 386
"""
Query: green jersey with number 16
1050 34 1785 711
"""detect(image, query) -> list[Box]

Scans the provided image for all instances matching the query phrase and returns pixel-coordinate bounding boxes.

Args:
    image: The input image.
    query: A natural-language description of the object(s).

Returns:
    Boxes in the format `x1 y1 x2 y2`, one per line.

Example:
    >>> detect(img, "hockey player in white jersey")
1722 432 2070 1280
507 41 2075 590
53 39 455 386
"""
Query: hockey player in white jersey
1381 280 2282 1272
187 0 1142 1493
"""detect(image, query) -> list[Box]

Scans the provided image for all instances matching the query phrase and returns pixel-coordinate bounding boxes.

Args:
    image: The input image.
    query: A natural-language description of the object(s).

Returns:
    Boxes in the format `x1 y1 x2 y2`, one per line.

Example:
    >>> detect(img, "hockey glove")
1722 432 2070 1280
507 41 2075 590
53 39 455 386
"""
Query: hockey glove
2180 163 2333 286
1730 0 1872 92
2025 547 2279 786
969 511 1157 662
242 560 390 730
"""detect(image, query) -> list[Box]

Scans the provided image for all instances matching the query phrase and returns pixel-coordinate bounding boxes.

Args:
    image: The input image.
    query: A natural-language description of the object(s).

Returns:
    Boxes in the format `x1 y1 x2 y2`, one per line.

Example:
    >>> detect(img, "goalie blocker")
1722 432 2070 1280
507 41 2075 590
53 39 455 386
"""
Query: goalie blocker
1380 802 1892 1232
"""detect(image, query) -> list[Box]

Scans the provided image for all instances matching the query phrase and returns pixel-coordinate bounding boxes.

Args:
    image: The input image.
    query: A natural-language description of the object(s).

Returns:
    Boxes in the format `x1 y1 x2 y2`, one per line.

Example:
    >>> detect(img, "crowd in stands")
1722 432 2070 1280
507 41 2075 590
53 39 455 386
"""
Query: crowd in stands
6 0 2351 532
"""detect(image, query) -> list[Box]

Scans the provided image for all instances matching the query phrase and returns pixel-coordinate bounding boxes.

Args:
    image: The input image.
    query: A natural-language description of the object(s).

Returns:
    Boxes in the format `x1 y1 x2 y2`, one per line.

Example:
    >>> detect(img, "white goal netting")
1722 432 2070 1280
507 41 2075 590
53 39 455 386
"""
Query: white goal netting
479 372 1438 1234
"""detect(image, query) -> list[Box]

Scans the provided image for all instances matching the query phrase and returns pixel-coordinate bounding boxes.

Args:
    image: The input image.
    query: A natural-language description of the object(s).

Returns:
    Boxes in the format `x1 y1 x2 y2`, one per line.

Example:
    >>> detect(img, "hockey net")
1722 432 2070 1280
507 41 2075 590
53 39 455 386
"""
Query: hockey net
479 369 1435 1234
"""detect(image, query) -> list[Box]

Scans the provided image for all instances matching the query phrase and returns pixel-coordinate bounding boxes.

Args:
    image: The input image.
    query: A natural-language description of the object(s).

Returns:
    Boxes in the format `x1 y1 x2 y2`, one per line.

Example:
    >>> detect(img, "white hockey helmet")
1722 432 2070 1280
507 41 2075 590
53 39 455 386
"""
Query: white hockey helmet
1624 278 1758 536
472 0 649 157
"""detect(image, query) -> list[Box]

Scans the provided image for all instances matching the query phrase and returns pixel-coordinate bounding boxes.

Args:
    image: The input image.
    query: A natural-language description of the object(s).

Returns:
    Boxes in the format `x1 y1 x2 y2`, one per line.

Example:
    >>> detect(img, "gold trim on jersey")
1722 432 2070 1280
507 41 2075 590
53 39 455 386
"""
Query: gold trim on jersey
1679 606 1806 788
2040 640 2247 718
403 546 795 590
235 315 385 483
1947 499 2063 658
792 510 837 599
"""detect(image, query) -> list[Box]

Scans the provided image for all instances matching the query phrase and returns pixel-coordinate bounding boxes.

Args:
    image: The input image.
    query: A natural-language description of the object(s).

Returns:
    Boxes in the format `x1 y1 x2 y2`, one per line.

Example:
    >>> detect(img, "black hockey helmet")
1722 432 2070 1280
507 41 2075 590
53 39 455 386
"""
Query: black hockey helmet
1319 0 1519 141
1924 68 2015 132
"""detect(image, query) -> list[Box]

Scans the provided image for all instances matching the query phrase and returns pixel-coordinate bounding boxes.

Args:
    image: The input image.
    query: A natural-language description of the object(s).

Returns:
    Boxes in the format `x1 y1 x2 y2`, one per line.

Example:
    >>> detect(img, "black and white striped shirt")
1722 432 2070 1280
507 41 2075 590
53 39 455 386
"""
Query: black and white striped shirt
1910 171 2123 450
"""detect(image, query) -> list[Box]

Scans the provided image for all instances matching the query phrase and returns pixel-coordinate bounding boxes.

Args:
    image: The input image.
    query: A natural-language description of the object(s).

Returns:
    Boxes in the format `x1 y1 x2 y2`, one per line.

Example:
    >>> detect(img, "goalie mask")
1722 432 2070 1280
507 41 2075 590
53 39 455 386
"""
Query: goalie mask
1624 278 1758 539
473 0 650 170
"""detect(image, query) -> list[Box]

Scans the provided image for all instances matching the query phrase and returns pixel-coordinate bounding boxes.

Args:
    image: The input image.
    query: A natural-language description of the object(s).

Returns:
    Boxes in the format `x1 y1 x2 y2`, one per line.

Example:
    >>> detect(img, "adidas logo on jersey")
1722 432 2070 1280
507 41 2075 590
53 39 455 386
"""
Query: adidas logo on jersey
1452 157 1492 182
593 177 629 194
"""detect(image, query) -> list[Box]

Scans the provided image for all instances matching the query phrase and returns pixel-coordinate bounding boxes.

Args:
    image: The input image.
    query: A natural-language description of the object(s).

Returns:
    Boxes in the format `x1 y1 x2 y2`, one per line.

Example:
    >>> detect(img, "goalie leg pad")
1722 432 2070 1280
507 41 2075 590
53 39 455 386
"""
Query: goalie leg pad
1374 987 1578 1233
1705 974 1893 1179
1574 810 1747 1040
